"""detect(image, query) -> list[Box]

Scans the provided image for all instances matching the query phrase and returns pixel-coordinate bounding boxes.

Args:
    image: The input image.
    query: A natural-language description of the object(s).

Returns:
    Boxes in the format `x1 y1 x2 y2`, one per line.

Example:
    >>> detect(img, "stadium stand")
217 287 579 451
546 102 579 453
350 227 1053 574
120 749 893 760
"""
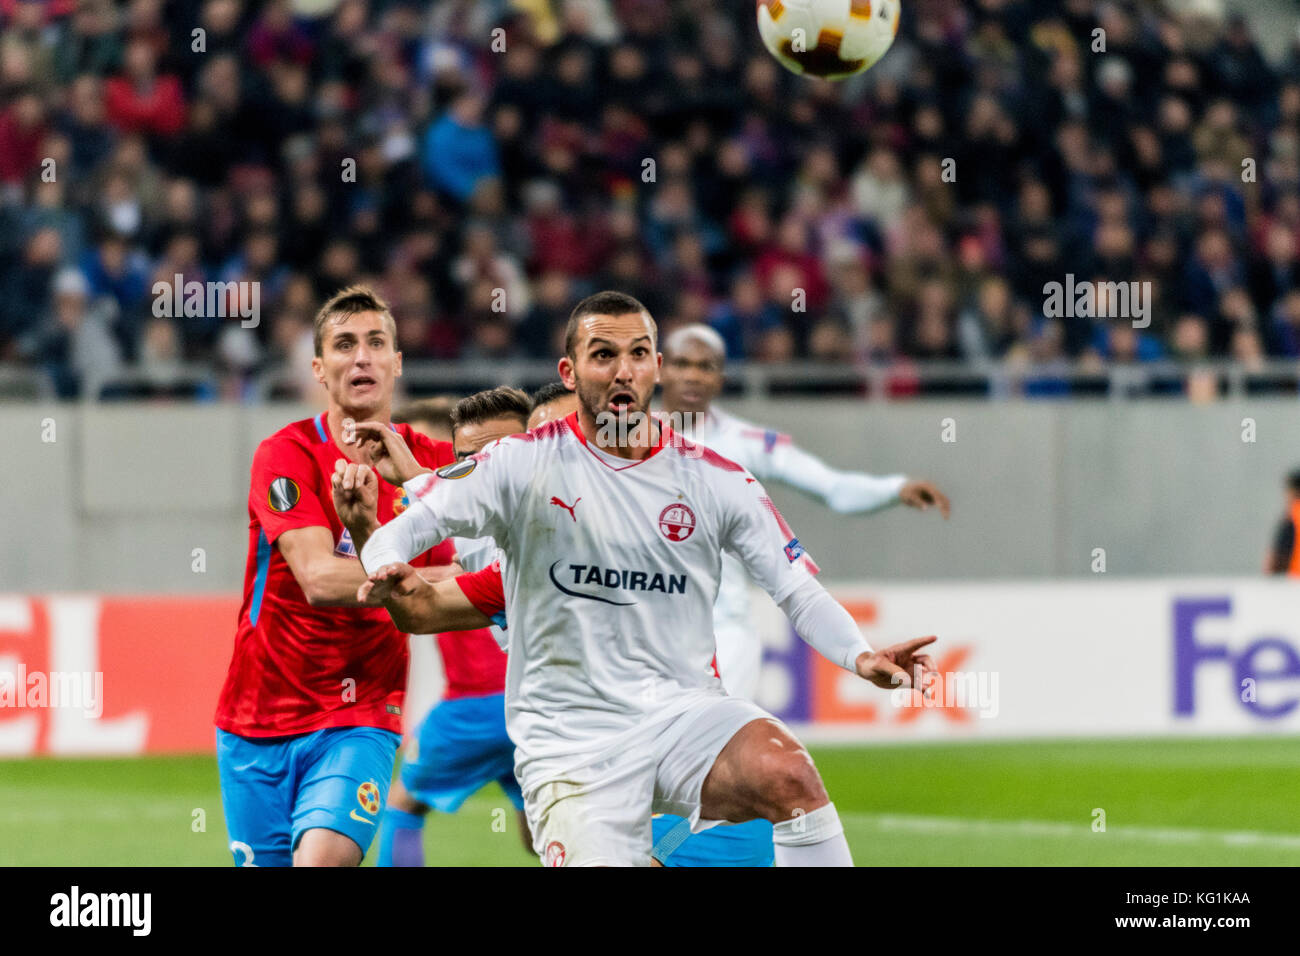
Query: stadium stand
1 0 1299 399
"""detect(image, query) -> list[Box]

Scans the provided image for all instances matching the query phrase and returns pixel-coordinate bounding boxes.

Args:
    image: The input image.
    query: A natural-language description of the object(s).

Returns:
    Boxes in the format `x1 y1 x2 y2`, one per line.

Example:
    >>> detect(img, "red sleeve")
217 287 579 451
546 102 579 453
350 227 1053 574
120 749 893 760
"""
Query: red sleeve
249 436 332 544
455 561 505 617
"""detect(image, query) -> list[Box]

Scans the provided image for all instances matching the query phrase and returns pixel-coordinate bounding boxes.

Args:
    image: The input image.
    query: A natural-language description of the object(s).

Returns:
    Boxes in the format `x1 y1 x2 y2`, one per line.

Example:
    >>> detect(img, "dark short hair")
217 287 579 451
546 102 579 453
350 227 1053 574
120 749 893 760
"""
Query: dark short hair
1289 469 1300 494
563 290 655 357
531 380 575 408
313 284 396 357
392 395 457 433
451 386 532 433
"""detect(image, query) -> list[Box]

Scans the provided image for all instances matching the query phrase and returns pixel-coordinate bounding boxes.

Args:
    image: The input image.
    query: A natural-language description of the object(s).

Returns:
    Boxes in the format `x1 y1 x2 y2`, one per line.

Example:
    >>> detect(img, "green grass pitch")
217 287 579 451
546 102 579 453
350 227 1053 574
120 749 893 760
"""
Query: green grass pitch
2 737 1296 866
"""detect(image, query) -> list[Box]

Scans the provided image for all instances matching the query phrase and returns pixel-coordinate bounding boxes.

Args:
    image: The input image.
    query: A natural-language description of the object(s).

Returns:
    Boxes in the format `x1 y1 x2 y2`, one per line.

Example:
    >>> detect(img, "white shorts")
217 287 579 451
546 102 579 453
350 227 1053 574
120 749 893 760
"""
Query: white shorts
522 694 775 867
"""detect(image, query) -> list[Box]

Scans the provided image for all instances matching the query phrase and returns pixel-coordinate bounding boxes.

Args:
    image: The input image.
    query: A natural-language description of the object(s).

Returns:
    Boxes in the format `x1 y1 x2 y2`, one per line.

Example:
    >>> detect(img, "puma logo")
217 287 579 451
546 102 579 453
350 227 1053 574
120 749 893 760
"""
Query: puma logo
550 496 581 521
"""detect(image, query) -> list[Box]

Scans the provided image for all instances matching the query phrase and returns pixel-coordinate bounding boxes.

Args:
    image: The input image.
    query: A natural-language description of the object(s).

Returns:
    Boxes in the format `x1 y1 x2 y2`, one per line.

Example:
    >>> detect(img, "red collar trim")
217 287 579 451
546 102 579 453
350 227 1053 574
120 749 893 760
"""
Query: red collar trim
565 410 672 471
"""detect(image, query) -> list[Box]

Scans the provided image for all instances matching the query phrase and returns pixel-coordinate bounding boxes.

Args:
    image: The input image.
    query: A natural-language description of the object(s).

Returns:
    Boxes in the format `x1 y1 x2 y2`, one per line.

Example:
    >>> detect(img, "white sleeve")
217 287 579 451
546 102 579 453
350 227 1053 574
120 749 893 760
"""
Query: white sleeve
777 577 873 672
452 535 498 573
360 439 526 573
720 472 871 672
719 471 816 607
756 431 906 514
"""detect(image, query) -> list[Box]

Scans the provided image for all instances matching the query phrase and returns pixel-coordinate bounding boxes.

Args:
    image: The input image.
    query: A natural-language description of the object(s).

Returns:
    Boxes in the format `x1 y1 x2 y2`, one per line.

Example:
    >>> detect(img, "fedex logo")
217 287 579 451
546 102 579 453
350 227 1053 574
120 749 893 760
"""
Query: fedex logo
1174 597 1300 719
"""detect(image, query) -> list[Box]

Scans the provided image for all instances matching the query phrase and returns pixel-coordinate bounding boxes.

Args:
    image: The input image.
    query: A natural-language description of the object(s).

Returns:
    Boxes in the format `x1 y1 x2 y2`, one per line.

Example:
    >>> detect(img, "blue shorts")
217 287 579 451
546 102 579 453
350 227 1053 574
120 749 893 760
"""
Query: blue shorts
401 693 523 814
217 725 400 867
651 814 775 867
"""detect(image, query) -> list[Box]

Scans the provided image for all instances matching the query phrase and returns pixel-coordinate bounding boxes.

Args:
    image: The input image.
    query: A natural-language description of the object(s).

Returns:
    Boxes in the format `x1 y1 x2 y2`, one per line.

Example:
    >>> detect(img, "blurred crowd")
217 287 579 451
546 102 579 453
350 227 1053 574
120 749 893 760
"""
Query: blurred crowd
2 0 1300 399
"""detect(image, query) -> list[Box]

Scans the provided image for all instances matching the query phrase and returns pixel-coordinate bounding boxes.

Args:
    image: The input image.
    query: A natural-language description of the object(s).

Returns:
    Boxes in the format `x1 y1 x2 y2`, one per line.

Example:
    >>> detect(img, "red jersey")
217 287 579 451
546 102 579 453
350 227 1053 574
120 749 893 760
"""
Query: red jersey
435 627 507 699
215 412 456 738
455 560 507 620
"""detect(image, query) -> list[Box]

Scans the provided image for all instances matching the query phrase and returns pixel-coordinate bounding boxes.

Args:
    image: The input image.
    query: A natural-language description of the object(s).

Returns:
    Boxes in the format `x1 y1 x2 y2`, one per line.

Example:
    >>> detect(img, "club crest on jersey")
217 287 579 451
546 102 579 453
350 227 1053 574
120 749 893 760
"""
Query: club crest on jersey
544 840 566 867
436 459 477 480
335 527 357 558
356 781 381 815
784 537 805 563
658 503 696 542
267 477 300 513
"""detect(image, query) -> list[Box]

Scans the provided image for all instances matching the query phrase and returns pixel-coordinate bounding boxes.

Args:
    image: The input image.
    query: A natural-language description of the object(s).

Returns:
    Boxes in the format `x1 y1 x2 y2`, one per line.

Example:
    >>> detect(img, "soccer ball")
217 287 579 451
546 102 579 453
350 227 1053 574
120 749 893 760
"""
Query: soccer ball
756 0 901 80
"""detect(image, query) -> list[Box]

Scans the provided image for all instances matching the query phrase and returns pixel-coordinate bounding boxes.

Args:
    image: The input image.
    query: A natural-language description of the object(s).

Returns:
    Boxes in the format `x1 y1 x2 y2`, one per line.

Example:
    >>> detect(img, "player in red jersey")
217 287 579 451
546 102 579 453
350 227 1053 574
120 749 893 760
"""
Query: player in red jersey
214 285 456 867
374 386 535 866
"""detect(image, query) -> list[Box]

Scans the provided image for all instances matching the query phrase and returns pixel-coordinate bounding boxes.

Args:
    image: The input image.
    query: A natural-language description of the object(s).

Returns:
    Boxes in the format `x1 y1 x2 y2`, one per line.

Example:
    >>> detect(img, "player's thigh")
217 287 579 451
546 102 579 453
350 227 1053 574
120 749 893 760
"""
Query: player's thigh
653 696 784 827
523 755 655 867
401 695 518 814
696 713 828 823
291 726 401 861
216 729 295 867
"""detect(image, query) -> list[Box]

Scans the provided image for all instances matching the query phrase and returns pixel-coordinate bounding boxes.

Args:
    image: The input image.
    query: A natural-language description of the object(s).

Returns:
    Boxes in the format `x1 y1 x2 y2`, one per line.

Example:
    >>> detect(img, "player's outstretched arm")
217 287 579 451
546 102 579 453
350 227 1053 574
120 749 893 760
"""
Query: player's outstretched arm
358 562 491 634
723 471 939 688
776 576 935 688
277 526 378 607
360 438 522 574
769 440 950 518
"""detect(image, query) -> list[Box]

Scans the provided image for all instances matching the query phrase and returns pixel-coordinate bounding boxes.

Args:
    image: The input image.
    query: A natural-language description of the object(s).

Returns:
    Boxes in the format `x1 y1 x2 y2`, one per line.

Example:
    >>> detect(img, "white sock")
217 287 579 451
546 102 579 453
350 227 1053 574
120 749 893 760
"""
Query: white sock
772 802 853 867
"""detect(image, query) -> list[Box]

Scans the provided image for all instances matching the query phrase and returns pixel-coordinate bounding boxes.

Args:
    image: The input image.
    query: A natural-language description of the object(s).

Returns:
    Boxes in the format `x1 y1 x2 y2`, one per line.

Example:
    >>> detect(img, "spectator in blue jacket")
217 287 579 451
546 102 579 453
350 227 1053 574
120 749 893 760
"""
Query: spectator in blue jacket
422 92 500 204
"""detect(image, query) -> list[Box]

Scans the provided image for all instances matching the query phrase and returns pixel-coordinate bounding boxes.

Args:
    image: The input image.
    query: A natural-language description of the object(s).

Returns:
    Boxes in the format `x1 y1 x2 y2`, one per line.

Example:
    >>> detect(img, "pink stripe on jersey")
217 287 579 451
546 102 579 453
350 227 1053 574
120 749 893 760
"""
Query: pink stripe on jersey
761 494 821 574
760 495 794 538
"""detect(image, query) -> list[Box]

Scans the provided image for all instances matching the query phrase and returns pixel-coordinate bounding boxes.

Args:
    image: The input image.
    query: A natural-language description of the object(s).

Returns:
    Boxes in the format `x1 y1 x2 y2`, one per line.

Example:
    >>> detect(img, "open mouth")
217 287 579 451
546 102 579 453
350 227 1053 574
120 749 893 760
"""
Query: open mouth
350 374 377 389
606 390 636 411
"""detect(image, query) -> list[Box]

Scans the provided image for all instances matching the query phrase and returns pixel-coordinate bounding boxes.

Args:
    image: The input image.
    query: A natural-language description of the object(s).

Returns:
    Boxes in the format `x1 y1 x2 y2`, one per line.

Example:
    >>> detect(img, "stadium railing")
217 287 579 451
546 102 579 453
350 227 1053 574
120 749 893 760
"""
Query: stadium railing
2 359 1298 403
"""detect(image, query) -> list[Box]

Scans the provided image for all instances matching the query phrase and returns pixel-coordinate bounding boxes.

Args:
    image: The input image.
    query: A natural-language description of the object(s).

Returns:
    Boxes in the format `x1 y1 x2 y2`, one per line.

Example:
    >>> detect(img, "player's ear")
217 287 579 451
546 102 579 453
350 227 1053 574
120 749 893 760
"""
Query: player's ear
393 349 403 379
558 355 576 389
311 355 325 387
655 350 663 382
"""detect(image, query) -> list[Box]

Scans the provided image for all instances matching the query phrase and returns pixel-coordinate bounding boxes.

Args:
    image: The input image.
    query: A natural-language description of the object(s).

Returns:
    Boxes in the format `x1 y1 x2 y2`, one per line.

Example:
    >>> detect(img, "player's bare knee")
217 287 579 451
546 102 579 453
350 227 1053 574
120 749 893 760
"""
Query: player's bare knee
757 747 828 821
294 829 362 867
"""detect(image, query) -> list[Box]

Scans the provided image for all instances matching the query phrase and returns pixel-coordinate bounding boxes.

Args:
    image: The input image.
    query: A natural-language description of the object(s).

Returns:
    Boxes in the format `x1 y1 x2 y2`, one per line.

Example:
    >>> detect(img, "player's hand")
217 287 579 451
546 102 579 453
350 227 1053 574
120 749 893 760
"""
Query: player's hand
331 458 379 534
347 420 431 486
855 635 937 690
358 562 427 604
899 480 950 519
420 561 465 584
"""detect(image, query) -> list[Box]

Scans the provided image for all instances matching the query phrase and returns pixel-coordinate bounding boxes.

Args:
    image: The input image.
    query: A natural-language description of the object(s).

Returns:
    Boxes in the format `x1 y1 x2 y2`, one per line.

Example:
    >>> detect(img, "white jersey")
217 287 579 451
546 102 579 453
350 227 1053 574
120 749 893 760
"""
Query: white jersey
361 415 835 781
449 536 508 651
681 406 906 699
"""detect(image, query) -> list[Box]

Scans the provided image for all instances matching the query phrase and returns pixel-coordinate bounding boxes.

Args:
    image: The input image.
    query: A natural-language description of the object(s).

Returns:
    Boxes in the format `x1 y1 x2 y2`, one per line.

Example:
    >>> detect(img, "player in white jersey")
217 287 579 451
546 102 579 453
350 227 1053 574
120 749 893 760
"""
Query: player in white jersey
334 291 937 867
659 324 951 700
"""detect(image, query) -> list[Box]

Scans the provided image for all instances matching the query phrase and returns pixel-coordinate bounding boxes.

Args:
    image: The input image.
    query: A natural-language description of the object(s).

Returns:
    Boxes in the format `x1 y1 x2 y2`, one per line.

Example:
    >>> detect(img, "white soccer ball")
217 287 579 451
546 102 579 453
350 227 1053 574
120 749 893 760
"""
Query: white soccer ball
756 0 901 80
